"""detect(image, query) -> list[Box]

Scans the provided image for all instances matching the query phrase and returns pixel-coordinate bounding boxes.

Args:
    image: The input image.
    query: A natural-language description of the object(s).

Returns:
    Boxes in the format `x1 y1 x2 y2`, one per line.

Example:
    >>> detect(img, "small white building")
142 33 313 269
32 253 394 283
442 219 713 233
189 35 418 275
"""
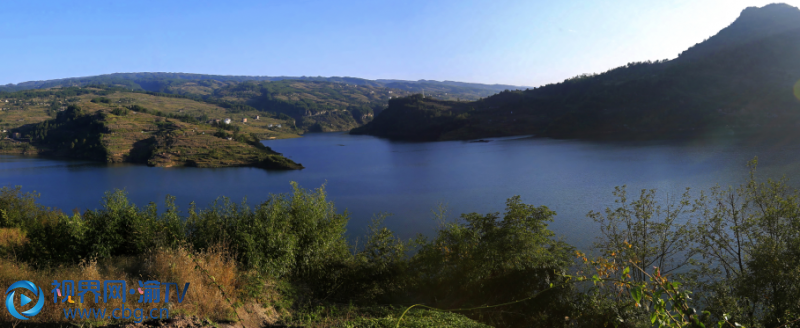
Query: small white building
223 118 231 124
276 124 282 128
255 115 260 120
268 124 274 128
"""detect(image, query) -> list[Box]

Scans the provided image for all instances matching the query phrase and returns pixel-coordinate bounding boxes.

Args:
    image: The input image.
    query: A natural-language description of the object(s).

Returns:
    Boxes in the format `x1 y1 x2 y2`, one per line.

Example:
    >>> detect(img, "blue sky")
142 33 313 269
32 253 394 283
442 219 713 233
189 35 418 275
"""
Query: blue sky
1 0 798 87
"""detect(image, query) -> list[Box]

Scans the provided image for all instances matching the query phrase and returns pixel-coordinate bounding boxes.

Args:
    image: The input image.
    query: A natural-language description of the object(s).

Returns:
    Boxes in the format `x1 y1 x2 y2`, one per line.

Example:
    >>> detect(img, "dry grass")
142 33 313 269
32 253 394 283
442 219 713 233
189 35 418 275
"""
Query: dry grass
0 257 108 323
143 244 239 321
0 228 27 260
0 227 27 247
0 244 269 325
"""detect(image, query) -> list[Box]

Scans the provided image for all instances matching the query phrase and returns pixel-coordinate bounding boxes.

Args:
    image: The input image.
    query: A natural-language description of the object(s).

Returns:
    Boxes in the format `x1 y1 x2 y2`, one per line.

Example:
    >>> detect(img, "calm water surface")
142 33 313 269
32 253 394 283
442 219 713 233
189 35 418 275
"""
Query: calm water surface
3 132 800 251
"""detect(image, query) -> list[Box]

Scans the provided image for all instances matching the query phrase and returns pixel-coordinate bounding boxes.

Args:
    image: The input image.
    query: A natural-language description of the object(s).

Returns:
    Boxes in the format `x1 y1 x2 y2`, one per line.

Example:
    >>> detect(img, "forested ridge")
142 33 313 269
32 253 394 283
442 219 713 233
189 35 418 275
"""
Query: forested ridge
0 73 521 100
355 3 800 141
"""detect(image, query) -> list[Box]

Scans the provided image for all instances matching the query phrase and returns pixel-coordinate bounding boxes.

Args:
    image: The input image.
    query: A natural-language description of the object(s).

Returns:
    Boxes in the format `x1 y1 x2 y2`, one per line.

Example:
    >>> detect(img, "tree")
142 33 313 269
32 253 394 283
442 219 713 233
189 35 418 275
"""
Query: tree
590 186 696 283
57 104 83 122
411 197 574 326
690 158 800 327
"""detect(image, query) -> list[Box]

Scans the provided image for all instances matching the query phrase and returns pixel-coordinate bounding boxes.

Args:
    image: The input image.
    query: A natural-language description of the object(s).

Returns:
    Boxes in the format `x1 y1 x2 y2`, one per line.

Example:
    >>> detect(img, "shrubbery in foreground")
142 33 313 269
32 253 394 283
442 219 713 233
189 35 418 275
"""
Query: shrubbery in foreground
2 158 800 327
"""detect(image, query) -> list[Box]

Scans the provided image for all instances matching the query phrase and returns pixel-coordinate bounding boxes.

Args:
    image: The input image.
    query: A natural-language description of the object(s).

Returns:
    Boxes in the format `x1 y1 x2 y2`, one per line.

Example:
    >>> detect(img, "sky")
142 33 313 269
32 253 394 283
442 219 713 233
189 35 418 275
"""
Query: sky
1 0 799 87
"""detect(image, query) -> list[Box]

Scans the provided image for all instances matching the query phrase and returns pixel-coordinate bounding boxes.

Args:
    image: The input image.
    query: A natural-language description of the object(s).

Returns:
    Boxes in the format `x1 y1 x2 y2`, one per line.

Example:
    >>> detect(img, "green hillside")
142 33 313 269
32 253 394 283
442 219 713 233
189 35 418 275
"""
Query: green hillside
354 3 800 141
211 80 410 132
1 104 302 169
0 86 300 138
0 87 303 169
0 73 525 134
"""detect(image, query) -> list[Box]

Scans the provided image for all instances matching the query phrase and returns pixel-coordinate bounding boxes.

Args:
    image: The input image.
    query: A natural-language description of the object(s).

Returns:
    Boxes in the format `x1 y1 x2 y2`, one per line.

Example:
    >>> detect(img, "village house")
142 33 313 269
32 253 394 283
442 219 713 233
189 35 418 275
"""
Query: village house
255 115 259 120
277 124 282 128
13 132 22 139
223 118 231 124
268 124 274 128
242 118 247 123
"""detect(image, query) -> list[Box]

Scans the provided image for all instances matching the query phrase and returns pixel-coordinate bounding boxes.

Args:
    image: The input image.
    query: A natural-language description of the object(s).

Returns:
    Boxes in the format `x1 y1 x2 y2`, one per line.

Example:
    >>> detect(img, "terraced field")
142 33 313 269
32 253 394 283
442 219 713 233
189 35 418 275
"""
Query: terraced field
0 88 303 169
101 109 302 169
1 88 300 140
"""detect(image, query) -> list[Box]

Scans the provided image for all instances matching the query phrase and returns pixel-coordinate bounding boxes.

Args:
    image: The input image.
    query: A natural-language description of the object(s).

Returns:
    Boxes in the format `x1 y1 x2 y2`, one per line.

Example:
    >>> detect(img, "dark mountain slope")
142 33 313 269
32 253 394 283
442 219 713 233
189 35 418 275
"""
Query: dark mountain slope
678 3 800 62
355 3 800 141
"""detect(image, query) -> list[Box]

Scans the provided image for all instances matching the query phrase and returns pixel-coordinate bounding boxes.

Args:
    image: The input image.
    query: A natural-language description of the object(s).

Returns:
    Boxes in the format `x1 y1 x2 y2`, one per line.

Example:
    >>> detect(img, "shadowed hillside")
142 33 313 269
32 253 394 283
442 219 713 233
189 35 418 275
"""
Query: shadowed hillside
354 3 800 141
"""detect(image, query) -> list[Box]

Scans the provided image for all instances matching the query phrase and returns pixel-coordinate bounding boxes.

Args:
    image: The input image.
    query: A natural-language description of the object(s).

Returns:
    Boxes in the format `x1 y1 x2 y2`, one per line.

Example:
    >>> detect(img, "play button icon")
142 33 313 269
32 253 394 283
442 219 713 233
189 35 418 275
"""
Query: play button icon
5 280 45 320
20 294 31 307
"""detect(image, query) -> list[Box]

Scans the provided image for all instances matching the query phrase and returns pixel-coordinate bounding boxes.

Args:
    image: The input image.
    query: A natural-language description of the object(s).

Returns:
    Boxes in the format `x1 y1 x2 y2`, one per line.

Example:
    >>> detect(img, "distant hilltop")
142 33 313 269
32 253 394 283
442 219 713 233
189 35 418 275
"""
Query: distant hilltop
677 3 800 62
0 72 527 101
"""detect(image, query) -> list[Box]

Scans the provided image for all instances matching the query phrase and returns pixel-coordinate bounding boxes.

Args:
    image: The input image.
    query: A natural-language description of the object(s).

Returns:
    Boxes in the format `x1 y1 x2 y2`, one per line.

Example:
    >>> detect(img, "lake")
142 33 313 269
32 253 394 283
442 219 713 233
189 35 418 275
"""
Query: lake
3 131 800 251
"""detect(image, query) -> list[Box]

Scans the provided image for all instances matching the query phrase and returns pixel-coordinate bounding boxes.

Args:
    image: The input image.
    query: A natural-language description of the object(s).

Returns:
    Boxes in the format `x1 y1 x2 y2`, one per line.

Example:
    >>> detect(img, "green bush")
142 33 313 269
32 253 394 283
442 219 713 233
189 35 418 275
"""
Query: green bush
22 212 85 265
111 107 129 116
90 97 112 104
19 190 185 266
410 197 575 327
0 186 43 229
186 182 350 280
312 216 411 304
81 190 183 259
